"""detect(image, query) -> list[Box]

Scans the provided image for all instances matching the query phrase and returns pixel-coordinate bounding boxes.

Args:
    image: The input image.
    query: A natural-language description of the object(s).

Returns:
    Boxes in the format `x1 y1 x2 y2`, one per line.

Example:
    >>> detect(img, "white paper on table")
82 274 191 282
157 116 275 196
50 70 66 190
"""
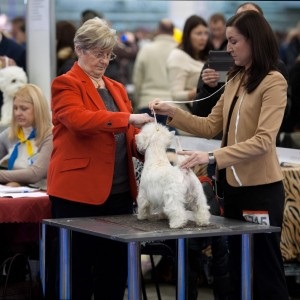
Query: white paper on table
0 184 47 198
0 191 48 198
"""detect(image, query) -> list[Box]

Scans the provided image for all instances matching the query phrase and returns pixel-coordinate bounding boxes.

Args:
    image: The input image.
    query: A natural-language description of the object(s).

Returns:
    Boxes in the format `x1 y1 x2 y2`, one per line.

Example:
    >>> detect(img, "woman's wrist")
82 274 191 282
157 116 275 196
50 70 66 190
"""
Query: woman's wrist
168 106 176 118
188 89 196 100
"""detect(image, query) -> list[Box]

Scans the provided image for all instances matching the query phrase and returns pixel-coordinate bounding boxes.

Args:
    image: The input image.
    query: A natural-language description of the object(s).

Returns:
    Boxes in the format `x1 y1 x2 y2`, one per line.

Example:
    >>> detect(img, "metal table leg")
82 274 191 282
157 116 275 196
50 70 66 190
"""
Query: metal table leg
241 233 253 300
127 241 141 300
59 228 71 300
40 223 46 296
177 238 185 300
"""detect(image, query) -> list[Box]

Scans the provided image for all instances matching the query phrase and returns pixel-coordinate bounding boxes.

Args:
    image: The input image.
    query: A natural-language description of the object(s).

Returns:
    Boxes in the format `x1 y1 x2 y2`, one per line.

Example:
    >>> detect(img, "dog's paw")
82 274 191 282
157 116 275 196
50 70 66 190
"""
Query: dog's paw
169 217 187 229
195 219 210 226
137 212 148 220
194 208 210 226
147 212 167 221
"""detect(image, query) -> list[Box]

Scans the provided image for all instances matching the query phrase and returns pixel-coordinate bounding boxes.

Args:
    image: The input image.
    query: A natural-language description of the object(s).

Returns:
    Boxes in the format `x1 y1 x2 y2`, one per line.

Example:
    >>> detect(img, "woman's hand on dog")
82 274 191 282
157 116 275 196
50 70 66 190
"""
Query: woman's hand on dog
149 98 176 118
129 113 154 128
177 151 209 169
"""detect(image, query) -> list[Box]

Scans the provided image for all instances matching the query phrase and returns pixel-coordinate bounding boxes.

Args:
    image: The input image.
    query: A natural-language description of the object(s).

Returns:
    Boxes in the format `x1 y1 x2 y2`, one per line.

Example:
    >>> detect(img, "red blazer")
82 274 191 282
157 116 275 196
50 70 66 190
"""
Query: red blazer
47 62 142 205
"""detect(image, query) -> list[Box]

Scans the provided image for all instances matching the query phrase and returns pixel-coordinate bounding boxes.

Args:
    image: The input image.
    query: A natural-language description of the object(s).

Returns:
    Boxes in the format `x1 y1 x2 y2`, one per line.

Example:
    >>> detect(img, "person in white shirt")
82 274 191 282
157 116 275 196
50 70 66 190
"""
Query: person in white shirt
132 18 177 128
167 15 212 113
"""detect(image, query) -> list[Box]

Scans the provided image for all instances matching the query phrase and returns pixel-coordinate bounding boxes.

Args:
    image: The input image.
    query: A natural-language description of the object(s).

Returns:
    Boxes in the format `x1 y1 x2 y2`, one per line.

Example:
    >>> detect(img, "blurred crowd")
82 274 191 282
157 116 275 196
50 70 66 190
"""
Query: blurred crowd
1 6 300 138
0 4 299 300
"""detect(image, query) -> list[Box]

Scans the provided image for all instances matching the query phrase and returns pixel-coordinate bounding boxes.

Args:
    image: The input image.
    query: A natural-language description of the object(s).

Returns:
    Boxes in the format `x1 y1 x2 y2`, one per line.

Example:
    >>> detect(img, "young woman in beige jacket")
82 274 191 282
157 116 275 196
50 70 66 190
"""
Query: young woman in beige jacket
150 11 289 300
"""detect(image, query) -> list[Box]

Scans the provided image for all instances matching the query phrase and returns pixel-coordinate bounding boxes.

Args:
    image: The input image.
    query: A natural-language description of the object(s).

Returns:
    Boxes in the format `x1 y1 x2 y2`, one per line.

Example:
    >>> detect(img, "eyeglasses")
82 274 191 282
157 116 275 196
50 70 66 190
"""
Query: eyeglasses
86 50 117 61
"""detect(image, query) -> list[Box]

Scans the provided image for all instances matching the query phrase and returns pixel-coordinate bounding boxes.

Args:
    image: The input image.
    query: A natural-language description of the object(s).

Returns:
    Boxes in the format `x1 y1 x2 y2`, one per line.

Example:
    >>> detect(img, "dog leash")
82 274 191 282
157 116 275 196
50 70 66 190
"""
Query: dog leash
158 70 241 106
150 109 160 131
149 72 241 131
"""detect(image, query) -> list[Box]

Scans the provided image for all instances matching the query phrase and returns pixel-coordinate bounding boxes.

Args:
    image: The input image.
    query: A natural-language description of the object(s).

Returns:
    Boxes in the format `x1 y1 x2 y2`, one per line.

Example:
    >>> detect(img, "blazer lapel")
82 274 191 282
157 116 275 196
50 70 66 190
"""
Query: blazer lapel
71 63 105 110
104 78 129 112
223 74 242 124
69 63 130 112
221 72 244 147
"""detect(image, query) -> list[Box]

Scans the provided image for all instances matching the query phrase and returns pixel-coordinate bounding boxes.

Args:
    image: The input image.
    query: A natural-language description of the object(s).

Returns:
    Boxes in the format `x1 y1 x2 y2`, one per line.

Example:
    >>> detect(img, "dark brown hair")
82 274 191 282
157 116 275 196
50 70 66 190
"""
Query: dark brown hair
56 20 77 52
227 11 279 93
179 15 212 61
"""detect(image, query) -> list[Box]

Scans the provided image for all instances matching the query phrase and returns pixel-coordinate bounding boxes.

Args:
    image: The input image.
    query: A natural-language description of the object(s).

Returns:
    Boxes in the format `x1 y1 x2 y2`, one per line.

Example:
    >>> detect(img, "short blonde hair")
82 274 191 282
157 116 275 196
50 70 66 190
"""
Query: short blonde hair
74 17 117 52
10 84 52 146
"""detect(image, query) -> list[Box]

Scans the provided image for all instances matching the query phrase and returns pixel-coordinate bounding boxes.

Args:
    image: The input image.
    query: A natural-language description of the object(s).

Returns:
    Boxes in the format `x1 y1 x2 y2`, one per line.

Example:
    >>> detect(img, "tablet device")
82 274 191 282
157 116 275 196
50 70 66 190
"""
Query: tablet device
207 50 234 82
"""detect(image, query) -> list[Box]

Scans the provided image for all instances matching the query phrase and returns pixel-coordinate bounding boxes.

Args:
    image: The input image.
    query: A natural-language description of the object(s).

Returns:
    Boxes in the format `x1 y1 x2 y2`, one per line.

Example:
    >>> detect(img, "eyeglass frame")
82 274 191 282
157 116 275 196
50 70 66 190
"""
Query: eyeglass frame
84 49 117 61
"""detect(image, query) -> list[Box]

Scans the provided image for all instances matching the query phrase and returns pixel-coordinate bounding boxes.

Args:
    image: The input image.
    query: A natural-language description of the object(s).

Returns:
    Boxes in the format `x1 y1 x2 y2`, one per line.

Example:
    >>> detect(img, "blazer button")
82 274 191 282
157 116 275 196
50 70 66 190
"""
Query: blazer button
107 122 112 127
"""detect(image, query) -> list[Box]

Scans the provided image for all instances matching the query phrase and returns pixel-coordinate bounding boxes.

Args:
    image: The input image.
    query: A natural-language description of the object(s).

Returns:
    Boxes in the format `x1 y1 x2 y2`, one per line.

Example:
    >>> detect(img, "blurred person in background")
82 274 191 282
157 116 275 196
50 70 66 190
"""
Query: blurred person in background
286 54 300 132
0 27 26 112
81 9 104 25
0 30 26 71
235 1 264 14
166 14 212 135
10 16 26 47
109 29 139 85
167 15 212 113
56 20 77 75
132 19 177 127
284 22 300 71
209 13 227 51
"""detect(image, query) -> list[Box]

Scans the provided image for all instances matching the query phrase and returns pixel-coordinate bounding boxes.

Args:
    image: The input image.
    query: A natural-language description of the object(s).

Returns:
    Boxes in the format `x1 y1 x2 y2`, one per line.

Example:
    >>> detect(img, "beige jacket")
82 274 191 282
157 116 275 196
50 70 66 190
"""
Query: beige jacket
168 71 287 187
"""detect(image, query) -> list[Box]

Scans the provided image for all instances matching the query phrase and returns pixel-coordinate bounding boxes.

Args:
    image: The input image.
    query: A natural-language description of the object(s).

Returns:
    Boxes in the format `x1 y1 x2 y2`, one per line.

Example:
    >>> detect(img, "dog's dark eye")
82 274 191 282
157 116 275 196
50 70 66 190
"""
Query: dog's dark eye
11 79 17 83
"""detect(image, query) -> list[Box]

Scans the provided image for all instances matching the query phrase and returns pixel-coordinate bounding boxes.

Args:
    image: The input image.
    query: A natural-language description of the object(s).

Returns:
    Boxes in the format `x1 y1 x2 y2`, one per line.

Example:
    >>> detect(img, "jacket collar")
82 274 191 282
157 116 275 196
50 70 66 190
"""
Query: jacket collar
70 62 128 111
224 71 245 109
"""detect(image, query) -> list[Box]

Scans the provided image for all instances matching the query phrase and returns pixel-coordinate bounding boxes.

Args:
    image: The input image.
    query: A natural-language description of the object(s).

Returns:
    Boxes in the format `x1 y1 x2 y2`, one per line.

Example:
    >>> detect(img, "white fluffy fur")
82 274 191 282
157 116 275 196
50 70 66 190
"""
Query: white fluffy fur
136 122 210 229
0 66 28 125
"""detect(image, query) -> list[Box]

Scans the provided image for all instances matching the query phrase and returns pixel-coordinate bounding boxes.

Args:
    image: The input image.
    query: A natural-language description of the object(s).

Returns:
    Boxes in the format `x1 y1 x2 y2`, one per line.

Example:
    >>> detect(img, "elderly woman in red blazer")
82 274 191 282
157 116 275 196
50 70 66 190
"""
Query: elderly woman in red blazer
47 17 153 300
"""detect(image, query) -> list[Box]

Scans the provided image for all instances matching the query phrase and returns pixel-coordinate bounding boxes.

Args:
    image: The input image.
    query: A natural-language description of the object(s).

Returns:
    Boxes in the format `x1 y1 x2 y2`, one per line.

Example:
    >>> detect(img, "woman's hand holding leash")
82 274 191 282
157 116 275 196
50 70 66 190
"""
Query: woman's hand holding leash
149 98 176 118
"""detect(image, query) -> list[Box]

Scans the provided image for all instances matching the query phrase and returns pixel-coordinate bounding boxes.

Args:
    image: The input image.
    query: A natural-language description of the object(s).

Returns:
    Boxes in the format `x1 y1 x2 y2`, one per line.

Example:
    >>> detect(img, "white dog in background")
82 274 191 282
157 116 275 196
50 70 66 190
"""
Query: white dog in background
135 122 210 229
0 66 28 125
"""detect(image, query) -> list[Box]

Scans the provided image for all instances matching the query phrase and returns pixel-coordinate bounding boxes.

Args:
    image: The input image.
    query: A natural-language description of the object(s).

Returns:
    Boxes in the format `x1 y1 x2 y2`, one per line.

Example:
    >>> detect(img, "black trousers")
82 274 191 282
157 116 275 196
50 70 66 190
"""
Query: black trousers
48 192 133 300
223 180 289 300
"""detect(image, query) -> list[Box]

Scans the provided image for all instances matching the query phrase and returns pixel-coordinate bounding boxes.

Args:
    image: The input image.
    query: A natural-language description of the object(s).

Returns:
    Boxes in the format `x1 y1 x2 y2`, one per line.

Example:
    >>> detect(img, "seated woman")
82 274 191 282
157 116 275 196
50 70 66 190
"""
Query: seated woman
0 83 52 189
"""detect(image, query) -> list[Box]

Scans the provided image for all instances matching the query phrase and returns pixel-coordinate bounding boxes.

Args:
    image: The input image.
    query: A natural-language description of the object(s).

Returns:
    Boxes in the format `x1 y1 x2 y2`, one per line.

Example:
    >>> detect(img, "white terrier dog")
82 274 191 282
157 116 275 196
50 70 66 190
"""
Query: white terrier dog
135 122 210 229
0 66 28 125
